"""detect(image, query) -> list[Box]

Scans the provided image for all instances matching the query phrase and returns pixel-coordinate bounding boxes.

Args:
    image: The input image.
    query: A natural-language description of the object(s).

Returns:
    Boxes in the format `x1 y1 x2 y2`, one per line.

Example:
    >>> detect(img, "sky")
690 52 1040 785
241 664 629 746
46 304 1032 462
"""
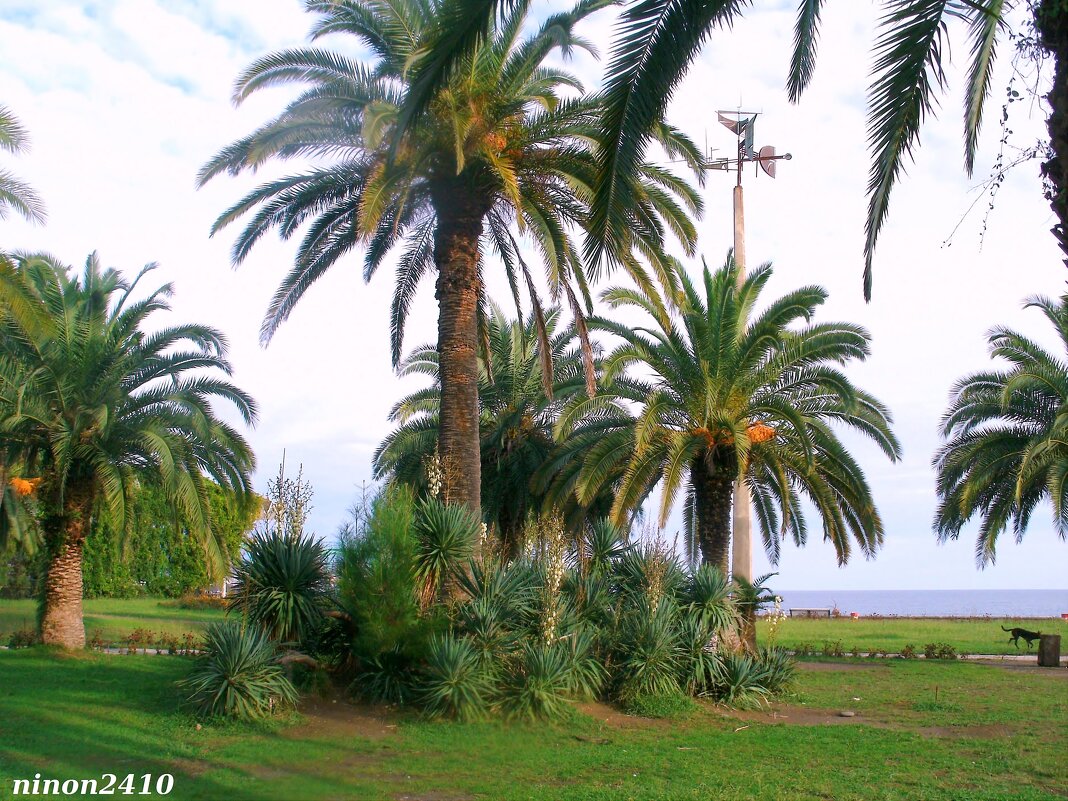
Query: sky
2 0 1066 591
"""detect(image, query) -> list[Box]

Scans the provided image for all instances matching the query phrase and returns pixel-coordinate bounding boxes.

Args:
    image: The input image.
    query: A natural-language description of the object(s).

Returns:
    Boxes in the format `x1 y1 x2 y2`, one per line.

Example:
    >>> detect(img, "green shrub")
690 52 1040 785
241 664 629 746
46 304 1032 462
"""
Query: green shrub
230 529 331 645
7 627 38 648
923 642 958 660
179 621 297 720
173 592 229 611
353 646 419 704
500 642 573 721
420 634 494 720
755 646 797 694
412 499 478 604
623 692 698 719
822 640 845 657
707 651 772 709
683 565 737 633
613 599 683 701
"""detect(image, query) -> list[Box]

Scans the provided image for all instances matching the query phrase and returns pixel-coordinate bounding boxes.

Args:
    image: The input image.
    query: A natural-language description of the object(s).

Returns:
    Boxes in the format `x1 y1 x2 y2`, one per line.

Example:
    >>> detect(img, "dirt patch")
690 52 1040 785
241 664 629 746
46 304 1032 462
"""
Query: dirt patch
168 758 211 778
797 661 890 673
574 701 667 730
283 697 399 741
971 660 1068 679
717 704 870 727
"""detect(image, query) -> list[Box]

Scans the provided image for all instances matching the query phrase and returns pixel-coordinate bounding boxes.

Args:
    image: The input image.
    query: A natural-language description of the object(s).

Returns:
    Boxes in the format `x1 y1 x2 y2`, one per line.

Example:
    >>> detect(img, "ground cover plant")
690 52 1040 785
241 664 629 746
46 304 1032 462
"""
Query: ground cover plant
1 648 1064 801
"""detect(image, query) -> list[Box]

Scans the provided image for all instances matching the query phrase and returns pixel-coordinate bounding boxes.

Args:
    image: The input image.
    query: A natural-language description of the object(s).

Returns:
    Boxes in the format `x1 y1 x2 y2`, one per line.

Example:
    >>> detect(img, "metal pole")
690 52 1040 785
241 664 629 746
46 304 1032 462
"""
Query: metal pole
731 137 752 587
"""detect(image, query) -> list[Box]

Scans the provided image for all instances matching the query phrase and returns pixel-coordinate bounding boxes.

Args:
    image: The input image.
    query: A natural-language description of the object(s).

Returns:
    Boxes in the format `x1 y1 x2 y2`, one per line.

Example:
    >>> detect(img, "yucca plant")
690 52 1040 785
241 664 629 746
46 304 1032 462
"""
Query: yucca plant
500 641 574 721
557 628 606 701
683 565 737 635
230 529 332 644
355 646 419 705
577 519 632 578
420 634 495 720
754 646 797 695
707 650 773 710
612 598 683 703
180 621 297 720
413 498 479 605
675 613 718 696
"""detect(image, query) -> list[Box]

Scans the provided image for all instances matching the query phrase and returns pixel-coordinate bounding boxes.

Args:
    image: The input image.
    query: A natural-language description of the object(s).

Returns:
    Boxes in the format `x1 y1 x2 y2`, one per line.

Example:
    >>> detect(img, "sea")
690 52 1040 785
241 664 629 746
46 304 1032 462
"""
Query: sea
775 589 1068 618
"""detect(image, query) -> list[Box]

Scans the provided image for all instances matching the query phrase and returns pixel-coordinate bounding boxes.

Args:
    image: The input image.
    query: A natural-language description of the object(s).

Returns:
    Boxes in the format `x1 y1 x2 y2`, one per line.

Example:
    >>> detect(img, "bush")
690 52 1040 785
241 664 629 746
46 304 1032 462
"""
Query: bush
500 642 573 721
230 529 331 645
923 642 958 660
613 599 683 702
623 692 697 719
707 651 772 709
822 640 845 658
419 634 494 720
7 627 38 648
174 592 229 611
179 621 297 720
755 646 797 695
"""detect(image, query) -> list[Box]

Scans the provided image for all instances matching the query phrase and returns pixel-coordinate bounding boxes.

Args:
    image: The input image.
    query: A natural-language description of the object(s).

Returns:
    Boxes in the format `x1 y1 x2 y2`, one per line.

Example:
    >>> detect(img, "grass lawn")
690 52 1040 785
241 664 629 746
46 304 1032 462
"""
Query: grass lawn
0 649 1064 800
758 616 1068 656
0 598 225 645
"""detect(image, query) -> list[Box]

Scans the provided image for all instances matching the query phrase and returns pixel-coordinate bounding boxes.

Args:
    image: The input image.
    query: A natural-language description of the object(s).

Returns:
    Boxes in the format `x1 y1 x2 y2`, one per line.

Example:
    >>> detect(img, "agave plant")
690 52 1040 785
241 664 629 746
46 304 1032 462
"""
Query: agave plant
180 621 298 720
229 529 332 644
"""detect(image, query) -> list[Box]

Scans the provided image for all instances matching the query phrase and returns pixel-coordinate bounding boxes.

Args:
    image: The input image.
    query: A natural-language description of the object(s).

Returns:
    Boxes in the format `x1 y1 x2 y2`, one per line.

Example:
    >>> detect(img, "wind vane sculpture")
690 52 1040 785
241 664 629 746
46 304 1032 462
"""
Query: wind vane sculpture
708 111 791 589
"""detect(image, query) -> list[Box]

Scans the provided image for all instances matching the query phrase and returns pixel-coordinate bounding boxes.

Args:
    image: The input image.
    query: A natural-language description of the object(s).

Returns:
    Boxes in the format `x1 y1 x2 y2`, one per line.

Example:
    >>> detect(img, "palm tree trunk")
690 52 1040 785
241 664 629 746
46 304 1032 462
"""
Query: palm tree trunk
1037 1 1068 267
40 487 93 648
691 460 732 575
433 187 485 534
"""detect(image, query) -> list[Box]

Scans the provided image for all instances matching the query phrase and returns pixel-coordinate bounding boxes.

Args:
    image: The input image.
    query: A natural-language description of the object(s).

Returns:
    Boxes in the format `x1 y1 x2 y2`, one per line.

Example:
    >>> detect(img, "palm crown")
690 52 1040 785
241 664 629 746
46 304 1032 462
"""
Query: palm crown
200 0 700 518
0 105 45 224
374 303 613 555
935 293 1068 566
0 253 257 647
558 256 900 571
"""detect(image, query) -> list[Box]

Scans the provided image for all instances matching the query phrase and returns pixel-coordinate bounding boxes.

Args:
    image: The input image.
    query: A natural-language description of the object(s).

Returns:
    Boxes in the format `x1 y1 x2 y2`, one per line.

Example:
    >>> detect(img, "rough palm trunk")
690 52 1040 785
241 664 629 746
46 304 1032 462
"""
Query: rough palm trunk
40 487 93 648
433 184 486 537
1037 1 1068 268
691 459 733 575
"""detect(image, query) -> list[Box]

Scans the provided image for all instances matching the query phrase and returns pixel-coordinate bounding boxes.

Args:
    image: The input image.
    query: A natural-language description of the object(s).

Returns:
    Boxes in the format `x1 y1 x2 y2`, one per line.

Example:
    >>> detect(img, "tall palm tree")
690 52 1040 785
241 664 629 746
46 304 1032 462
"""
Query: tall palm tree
400 1 1065 293
935 293 1068 566
560 255 900 574
0 253 256 647
199 0 700 522
374 303 613 556
0 105 45 224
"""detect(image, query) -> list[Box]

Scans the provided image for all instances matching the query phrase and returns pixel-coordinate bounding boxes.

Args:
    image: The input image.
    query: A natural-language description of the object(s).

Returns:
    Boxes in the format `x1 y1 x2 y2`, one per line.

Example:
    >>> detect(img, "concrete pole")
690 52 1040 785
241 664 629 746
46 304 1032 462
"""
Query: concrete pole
731 178 753 587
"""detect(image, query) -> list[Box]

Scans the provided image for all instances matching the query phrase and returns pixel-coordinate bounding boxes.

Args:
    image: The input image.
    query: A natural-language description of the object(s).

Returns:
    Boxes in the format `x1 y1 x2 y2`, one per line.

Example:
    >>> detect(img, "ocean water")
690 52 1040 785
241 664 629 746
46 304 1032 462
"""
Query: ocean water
775 589 1068 618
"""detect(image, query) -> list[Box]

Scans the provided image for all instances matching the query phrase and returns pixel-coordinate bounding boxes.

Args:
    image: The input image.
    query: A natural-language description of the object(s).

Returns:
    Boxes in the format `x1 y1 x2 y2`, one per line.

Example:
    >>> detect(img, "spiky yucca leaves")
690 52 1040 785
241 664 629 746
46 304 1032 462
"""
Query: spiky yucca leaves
560 255 900 574
0 253 256 648
421 633 496 720
682 565 737 634
612 597 683 702
707 650 773 709
754 645 797 695
201 0 700 518
375 305 618 556
0 106 45 223
935 294 1068 566
500 640 574 720
230 529 331 644
180 621 298 720
413 498 479 604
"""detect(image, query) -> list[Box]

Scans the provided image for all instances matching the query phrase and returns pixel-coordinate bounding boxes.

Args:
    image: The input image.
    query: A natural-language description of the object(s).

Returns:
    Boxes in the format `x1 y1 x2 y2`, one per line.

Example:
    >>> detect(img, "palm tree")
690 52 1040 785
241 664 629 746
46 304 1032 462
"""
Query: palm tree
935 293 1068 566
374 303 613 556
0 253 256 647
199 0 700 522
0 105 45 224
560 255 900 574
401 1 1066 293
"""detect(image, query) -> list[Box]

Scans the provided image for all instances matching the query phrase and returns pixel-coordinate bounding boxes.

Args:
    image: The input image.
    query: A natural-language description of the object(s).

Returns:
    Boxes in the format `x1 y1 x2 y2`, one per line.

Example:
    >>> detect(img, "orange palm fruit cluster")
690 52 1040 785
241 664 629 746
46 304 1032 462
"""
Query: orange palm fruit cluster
747 422 776 443
9 477 42 496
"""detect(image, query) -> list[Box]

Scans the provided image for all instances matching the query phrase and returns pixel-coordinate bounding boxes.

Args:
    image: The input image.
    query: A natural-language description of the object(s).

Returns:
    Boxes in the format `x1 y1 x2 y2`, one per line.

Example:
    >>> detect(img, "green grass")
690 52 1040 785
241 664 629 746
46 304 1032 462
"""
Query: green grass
0 598 225 644
0 648 1063 800
758 616 1068 656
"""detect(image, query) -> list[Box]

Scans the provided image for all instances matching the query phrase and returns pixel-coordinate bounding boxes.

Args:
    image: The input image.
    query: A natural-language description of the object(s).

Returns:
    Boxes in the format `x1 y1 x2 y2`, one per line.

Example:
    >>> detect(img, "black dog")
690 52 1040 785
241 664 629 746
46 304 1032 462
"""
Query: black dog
1001 626 1042 649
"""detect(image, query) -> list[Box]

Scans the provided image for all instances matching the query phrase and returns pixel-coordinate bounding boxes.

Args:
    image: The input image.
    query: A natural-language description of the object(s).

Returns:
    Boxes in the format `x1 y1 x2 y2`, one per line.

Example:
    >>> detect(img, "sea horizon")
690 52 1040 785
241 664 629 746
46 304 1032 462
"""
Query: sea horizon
773 588 1068 617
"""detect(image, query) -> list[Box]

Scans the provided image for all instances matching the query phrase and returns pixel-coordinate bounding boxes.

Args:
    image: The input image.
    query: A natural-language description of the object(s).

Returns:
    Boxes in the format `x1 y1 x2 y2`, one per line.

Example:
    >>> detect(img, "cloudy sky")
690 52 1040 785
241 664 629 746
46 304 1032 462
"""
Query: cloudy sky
3 0 1066 590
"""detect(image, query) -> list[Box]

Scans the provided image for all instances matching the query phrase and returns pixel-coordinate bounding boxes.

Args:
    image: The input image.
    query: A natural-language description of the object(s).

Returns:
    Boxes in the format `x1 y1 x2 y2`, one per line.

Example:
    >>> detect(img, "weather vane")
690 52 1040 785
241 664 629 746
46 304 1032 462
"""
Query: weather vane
707 110 792 592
